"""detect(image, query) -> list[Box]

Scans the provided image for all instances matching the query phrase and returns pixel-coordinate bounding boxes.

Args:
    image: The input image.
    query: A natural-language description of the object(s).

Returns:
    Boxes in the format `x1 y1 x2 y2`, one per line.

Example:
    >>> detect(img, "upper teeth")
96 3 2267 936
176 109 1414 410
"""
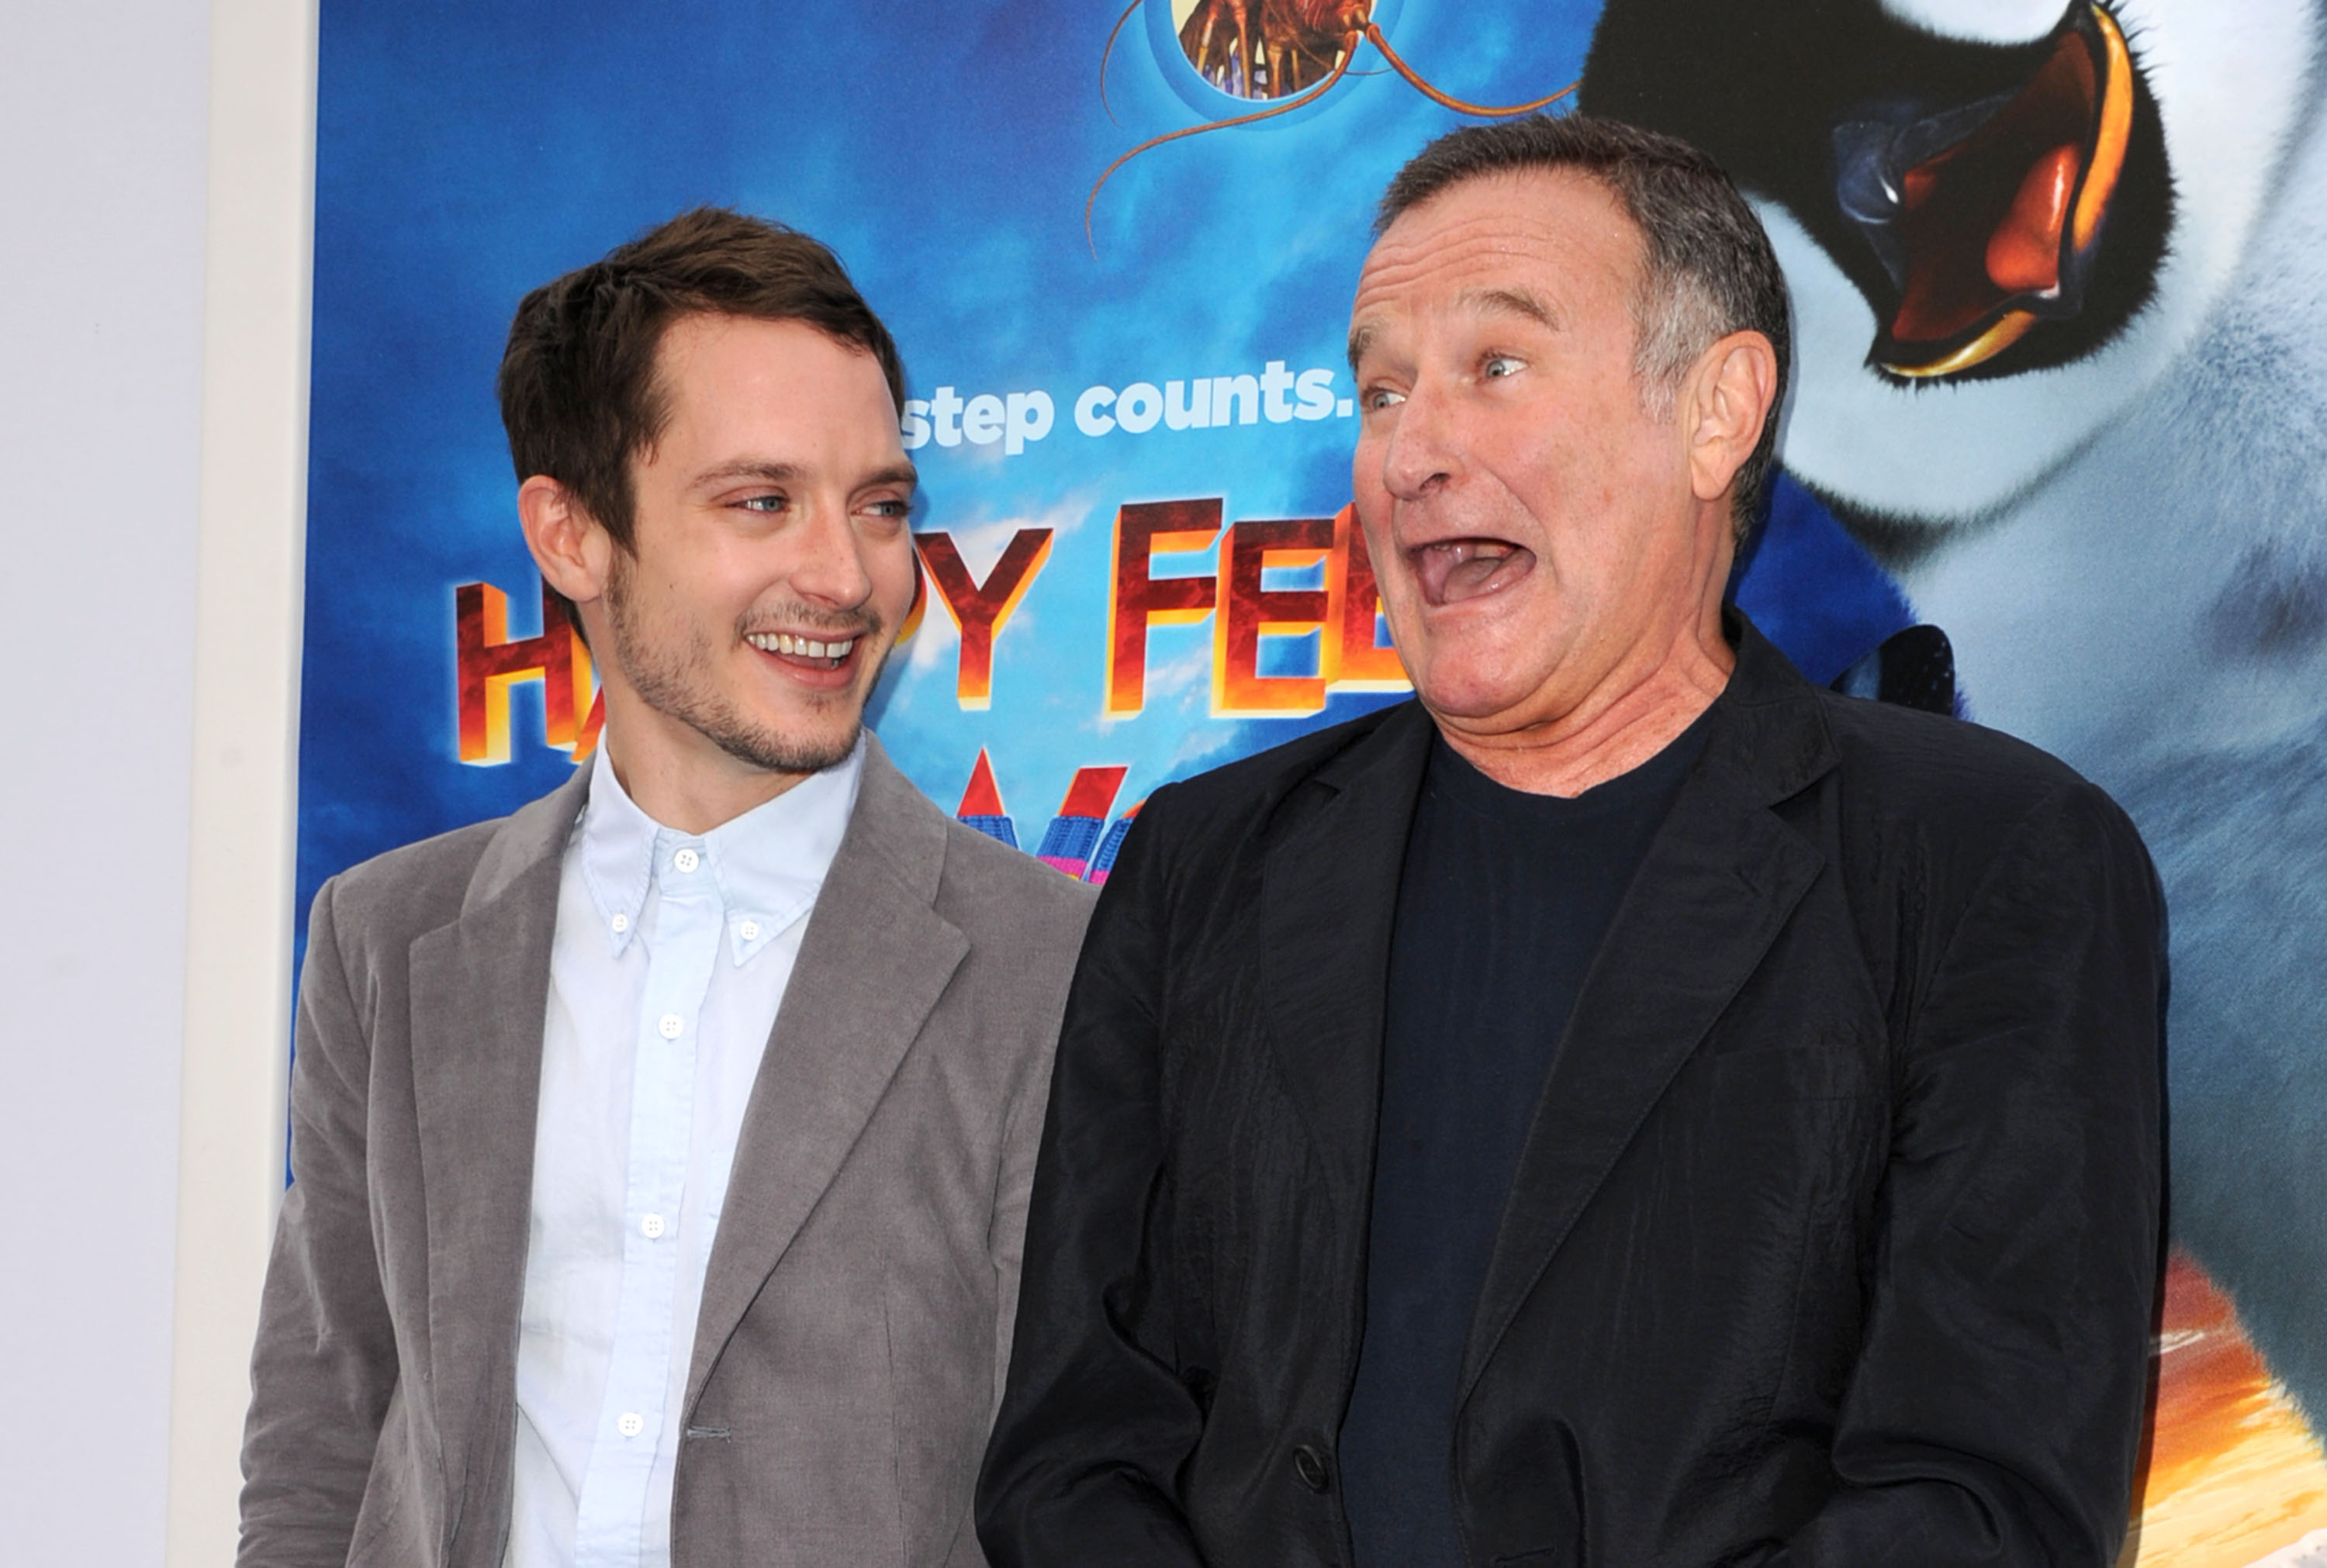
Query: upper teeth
748 632 855 659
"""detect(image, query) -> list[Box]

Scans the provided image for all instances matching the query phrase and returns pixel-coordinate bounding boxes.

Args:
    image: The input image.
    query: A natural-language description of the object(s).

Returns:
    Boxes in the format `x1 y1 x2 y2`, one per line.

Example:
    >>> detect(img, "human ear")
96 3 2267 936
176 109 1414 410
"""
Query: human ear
1683 331 1779 504
517 475 614 610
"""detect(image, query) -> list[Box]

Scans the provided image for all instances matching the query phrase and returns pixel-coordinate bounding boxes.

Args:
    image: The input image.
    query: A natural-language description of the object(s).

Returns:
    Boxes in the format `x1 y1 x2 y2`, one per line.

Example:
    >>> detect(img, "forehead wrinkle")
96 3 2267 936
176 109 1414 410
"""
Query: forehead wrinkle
1352 225 1573 330
1457 285 1560 333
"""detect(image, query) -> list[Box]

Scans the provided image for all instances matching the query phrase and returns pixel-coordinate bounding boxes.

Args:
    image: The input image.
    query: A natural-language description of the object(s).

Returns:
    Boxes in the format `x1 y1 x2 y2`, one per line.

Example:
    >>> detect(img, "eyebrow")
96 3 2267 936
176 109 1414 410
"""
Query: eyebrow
1458 285 1560 331
1347 286 1562 372
693 460 803 489
690 458 919 492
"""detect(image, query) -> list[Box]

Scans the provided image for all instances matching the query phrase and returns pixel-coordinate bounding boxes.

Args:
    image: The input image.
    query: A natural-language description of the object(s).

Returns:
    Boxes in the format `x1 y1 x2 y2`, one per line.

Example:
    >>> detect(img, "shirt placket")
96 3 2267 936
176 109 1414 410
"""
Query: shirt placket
572 834 721 1567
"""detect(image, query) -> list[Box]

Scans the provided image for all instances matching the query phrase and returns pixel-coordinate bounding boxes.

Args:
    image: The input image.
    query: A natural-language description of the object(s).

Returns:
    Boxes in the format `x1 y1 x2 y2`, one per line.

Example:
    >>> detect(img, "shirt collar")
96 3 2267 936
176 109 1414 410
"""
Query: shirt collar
578 734 866 965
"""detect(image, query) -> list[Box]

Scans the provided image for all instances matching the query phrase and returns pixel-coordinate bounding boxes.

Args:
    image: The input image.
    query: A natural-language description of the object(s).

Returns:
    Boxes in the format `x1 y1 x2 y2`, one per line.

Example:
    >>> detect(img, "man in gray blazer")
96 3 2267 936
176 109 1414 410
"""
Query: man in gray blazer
238 209 1096 1568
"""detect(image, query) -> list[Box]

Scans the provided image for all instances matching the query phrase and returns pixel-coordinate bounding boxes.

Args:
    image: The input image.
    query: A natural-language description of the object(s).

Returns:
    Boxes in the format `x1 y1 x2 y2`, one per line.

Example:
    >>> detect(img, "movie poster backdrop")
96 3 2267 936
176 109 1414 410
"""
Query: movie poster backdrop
302 2 2327 1558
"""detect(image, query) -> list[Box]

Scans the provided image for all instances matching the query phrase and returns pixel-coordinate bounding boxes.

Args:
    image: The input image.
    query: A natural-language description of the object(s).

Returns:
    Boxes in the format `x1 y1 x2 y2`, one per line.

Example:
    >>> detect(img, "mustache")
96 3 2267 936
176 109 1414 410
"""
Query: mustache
735 603 883 641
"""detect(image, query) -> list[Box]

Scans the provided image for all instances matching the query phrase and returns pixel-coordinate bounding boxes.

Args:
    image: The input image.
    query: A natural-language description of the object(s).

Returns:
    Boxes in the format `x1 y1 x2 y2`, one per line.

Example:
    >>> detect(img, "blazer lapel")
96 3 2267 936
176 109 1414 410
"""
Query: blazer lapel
1260 703 1435 1205
1458 642 1836 1402
405 768 589 1541
685 740 969 1411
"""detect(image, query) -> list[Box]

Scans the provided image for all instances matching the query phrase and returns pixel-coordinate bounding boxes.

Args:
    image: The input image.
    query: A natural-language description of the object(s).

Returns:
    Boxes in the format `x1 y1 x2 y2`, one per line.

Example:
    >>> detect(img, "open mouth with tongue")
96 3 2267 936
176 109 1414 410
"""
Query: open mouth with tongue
1837 3 2138 378
1411 536 1537 606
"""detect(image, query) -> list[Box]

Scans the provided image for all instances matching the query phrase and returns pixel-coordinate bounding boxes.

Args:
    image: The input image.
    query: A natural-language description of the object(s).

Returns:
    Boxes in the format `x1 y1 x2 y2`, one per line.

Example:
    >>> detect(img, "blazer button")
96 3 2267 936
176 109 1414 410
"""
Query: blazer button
1292 1445 1332 1493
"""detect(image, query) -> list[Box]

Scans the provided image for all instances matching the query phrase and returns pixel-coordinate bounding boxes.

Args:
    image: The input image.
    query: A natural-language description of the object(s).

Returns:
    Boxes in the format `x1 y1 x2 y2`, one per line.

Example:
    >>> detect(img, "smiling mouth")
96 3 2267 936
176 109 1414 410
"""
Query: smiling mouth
1835 2 2136 379
1410 537 1537 606
744 630 860 672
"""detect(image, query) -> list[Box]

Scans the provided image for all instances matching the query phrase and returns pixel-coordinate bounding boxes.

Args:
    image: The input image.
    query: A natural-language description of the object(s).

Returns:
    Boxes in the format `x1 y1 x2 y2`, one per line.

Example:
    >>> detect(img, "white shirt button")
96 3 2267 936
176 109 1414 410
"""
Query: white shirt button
610 912 629 934
673 848 700 873
641 1213 666 1239
658 1013 683 1039
738 920 760 941
617 1411 645 1438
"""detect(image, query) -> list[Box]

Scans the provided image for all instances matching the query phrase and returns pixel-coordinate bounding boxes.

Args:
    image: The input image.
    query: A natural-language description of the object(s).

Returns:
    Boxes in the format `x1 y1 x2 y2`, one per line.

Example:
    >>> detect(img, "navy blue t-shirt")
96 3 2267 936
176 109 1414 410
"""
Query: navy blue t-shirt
1339 713 1710 1566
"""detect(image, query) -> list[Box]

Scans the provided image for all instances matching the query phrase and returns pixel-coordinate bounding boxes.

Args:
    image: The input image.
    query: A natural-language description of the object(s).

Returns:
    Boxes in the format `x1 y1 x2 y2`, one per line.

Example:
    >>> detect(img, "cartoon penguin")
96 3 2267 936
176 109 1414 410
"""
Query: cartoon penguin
1583 0 2327 1431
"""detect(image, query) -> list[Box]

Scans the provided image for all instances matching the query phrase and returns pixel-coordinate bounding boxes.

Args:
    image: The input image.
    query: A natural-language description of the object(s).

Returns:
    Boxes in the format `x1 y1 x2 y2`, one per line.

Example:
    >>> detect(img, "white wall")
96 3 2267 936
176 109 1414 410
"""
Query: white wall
0 3 213 1563
1 4 314 1563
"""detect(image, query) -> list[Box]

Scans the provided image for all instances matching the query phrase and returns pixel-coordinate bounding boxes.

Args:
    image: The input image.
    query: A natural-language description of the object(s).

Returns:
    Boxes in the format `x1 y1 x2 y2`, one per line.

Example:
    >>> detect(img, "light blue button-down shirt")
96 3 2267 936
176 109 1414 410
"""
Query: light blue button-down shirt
503 737 863 1568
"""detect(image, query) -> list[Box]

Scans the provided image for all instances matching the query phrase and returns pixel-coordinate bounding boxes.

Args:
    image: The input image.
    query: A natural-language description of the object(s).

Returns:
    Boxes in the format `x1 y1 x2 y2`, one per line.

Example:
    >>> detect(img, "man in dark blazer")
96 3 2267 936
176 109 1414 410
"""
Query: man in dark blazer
239 212 1094 1566
977 117 2163 1567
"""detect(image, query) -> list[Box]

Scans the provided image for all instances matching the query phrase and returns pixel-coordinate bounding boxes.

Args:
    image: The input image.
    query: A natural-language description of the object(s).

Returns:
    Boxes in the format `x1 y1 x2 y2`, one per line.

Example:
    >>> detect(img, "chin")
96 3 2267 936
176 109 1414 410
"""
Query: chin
1406 663 1550 730
750 699 863 762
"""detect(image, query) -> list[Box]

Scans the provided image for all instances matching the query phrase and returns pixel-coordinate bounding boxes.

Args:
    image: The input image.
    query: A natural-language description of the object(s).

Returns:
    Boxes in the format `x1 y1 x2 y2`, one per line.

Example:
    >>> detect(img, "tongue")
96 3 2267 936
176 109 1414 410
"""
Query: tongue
1986 143 2077 294
1414 538 1534 605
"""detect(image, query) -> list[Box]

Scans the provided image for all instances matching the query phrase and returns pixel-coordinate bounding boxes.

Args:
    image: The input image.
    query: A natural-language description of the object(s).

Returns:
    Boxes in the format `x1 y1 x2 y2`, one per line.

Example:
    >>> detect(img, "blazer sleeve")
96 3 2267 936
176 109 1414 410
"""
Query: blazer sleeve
1772 779 2166 1567
976 789 1209 1567
945 941 1073 1568
237 878 399 1567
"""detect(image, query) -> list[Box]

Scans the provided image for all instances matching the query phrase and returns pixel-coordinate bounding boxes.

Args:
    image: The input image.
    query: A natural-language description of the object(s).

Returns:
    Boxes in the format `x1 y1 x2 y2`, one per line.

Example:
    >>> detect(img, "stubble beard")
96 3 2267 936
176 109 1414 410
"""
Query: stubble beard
603 552 885 778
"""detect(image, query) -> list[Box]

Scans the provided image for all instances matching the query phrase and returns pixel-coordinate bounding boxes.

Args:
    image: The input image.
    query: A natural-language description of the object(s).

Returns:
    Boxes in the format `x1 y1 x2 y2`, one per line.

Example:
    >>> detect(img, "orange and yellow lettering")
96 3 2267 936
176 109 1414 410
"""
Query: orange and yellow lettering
455 581 596 765
1105 499 1221 716
1323 503 1409 692
1212 516 1333 717
915 528 1054 710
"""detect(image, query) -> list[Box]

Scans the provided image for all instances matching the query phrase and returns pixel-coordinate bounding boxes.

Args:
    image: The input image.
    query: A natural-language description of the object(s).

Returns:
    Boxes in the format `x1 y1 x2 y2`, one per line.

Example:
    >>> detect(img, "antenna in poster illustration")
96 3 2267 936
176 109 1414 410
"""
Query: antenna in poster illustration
1087 0 1577 250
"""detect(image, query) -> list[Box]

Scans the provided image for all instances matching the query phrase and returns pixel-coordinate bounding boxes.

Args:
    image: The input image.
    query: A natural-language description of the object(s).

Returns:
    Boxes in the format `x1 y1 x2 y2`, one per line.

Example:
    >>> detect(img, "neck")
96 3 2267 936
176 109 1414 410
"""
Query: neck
598 695 821 835
1435 600 1734 797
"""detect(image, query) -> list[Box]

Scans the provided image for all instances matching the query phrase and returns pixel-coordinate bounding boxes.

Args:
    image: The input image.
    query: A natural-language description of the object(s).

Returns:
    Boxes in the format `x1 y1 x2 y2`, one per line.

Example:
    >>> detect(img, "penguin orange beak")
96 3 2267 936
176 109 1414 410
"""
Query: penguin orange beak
1876 3 2135 378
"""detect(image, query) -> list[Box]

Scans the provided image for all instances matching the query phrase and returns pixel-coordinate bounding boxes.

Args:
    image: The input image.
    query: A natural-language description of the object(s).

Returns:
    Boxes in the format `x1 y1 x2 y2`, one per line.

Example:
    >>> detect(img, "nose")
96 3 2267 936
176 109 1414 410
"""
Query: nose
1374 378 1463 503
787 495 876 610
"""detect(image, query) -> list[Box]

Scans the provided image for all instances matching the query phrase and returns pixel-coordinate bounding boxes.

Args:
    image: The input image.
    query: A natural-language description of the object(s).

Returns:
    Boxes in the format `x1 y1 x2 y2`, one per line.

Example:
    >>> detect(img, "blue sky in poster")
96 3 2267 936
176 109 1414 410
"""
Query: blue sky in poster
298 0 1907 935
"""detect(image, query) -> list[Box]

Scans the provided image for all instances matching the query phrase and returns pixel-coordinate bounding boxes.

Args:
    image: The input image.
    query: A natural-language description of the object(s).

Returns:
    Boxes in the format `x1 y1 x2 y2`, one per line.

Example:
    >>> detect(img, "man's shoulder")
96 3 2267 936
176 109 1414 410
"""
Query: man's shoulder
932 809 1101 946
1818 686 2089 807
1808 688 2150 876
319 818 500 932
935 805 1098 917
1141 701 1416 845
314 781 576 947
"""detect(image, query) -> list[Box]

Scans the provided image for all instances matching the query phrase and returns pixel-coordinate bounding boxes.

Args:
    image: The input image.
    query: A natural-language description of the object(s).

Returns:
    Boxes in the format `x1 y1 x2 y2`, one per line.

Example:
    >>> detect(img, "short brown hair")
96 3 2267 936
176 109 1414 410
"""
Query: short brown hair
497 207 907 627
1378 115 1790 544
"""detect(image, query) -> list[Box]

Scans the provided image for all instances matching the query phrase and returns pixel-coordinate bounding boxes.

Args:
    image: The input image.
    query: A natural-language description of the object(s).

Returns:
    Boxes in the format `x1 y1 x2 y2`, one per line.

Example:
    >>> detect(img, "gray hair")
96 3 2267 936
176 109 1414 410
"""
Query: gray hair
1377 114 1791 544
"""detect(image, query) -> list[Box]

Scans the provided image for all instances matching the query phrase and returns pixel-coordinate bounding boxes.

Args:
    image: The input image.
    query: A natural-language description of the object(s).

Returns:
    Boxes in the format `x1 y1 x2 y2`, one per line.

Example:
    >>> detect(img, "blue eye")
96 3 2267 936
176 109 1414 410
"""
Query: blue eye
739 494 788 513
1483 356 1521 379
1364 387 1406 411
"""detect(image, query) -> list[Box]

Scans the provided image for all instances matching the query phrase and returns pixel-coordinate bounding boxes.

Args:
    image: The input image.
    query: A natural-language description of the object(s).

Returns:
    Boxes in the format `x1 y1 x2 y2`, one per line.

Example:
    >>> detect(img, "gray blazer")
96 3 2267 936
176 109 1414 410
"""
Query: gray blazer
239 738 1097 1568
